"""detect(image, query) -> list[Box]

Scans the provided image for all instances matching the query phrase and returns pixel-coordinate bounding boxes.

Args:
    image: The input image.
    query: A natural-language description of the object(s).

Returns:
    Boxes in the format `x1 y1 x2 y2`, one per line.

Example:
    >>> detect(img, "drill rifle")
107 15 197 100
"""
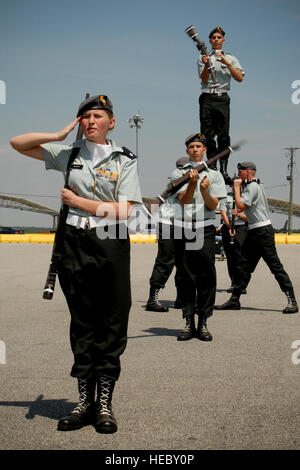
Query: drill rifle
185 25 221 89
152 141 245 208
42 92 90 300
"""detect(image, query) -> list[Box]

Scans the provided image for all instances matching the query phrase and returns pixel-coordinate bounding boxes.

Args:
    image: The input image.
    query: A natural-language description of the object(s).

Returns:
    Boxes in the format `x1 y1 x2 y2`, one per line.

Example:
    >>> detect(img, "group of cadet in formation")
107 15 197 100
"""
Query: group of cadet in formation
10 26 298 435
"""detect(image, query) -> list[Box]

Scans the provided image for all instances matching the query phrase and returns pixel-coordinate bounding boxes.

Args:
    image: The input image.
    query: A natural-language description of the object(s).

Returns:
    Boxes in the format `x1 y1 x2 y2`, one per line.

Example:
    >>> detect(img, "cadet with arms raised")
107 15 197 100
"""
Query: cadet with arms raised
198 26 244 181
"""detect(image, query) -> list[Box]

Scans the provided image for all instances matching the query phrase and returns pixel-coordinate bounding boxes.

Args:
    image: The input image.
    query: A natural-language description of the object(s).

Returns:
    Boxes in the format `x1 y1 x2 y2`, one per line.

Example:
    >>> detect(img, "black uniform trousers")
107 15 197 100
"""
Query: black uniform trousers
221 223 247 288
233 224 293 296
199 93 230 159
174 225 216 319
149 222 184 296
58 224 131 382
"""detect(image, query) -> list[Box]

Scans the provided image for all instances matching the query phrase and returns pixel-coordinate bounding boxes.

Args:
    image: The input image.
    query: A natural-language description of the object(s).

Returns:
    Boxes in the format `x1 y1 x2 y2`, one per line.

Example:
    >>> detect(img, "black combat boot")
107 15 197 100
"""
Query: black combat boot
196 317 213 341
219 158 231 185
174 295 185 309
282 290 299 314
227 286 247 294
95 377 117 434
214 294 241 310
57 378 96 431
177 315 196 341
146 286 169 312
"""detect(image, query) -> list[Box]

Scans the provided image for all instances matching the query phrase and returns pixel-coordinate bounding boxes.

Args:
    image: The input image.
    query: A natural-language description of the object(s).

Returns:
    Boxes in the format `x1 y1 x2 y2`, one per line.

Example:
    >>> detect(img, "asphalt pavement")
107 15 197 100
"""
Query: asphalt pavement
0 242 299 452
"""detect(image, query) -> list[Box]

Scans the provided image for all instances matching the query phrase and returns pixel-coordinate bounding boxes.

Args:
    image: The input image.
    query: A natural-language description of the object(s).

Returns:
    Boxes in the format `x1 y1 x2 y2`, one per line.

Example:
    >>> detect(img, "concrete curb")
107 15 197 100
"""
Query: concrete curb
0 233 299 244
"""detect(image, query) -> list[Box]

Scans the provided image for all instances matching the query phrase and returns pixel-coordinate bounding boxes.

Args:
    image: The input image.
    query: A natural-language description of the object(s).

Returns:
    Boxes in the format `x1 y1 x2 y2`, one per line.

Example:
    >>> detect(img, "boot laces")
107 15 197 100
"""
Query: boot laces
285 291 294 307
97 378 113 416
184 317 194 332
72 379 89 415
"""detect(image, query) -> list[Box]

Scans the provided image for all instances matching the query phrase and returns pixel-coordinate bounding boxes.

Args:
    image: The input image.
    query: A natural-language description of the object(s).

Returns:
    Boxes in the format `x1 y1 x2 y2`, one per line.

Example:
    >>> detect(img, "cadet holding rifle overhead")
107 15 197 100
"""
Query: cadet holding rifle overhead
197 26 244 182
10 94 143 434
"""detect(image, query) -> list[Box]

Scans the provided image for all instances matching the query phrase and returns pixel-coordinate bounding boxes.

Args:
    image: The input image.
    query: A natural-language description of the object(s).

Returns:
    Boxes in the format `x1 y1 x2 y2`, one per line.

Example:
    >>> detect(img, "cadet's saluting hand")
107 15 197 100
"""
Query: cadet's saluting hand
10 117 81 161
56 118 81 142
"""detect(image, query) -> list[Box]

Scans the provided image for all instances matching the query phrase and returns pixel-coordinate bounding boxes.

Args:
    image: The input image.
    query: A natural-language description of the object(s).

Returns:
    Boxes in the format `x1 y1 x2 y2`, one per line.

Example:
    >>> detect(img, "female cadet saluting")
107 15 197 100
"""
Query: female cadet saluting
10 95 143 434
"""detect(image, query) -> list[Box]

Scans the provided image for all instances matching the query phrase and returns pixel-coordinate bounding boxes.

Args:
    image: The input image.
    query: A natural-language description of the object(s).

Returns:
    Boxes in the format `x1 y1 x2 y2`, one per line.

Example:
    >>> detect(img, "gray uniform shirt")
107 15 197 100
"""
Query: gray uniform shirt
42 139 143 218
197 50 244 91
240 181 270 227
171 162 227 222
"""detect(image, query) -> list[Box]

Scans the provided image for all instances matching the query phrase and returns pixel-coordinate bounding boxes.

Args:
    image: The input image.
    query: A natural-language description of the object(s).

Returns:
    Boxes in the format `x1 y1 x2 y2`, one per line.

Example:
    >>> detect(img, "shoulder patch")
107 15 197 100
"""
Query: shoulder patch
121 146 137 159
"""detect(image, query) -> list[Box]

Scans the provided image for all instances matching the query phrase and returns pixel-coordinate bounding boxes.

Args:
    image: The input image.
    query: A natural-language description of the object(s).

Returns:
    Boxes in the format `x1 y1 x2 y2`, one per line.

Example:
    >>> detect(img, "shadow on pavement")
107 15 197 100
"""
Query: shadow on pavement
0 394 76 421
128 327 182 339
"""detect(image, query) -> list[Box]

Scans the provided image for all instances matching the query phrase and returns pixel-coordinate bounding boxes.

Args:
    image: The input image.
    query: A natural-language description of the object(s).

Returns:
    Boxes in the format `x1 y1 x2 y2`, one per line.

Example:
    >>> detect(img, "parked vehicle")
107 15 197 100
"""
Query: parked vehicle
0 226 24 234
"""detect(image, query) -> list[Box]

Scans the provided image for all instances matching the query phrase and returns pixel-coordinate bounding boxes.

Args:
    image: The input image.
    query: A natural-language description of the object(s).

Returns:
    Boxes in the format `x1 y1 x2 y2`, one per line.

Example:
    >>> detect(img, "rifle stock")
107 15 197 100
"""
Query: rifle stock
42 92 89 300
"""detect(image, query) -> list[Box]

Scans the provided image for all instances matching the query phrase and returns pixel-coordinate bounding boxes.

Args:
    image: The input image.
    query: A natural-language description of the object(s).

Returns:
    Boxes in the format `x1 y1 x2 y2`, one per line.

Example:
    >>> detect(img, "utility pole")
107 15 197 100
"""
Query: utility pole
128 112 144 157
285 147 299 234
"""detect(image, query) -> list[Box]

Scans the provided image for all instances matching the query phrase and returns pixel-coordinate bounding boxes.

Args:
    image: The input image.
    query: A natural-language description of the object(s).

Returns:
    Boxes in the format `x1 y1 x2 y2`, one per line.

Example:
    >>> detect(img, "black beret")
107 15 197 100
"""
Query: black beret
76 94 113 117
185 132 206 146
209 26 225 38
237 161 256 171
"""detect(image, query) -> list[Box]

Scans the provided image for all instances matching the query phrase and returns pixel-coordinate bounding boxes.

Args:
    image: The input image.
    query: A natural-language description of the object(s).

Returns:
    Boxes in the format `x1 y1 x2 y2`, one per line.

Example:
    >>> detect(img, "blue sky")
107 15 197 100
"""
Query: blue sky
0 0 299 228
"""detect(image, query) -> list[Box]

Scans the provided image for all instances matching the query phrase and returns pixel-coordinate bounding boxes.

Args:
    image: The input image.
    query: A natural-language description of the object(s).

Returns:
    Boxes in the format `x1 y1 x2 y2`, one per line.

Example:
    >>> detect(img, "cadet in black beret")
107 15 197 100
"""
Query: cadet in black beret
10 94 143 434
171 132 227 342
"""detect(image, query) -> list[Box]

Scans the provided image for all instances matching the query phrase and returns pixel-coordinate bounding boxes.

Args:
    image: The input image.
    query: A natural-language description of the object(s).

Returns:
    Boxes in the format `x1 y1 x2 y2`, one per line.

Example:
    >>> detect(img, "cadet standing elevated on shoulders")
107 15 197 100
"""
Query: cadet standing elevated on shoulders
10 94 143 434
198 26 244 181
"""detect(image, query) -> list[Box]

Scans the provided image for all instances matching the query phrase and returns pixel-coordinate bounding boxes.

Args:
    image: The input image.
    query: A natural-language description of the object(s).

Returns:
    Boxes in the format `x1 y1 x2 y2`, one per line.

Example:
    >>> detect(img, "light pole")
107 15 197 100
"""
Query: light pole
128 112 144 157
285 147 299 234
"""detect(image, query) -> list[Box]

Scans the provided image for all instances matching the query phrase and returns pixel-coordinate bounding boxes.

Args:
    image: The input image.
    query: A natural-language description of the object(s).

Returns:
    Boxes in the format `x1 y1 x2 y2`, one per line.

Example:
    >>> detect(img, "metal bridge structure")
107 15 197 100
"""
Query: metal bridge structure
0 194 299 232
143 196 300 218
267 198 300 218
0 194 59 230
